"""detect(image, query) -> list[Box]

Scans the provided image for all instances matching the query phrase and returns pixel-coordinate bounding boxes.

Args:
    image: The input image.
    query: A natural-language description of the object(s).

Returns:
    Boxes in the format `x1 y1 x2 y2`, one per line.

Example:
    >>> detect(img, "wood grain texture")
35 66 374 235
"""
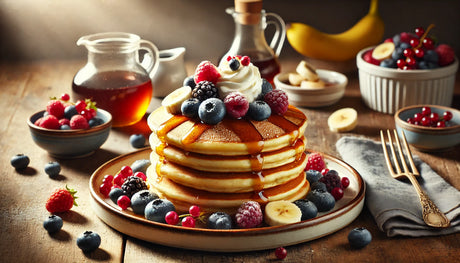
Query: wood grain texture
0 60 458 262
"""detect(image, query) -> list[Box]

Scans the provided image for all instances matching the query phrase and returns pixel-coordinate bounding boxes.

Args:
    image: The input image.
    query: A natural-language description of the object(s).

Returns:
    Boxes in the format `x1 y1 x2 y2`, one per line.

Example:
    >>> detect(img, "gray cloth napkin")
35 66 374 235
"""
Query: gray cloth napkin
336 136 460 237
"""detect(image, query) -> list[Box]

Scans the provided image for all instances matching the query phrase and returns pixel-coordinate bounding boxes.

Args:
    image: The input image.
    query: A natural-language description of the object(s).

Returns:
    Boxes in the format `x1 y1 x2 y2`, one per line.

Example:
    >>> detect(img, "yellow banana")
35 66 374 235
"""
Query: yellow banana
287 0 384 61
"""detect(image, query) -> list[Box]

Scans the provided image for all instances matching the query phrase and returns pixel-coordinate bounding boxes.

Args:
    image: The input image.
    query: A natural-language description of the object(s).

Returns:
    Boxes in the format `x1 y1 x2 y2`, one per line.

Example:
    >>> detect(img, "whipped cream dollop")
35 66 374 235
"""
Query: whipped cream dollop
216 60 262 103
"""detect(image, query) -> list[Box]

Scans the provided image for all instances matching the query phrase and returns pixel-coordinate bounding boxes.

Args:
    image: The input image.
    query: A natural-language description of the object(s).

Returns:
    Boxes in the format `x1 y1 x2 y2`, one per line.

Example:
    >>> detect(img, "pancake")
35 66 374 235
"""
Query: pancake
147 105 308 156
147 165 310 213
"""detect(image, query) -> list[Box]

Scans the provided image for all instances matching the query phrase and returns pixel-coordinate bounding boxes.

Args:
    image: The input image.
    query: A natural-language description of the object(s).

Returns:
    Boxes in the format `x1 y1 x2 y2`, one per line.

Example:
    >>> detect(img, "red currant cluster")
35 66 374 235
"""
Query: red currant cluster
99 166 147 198
395 25 435 70
165 205 204 228
406 106 453 128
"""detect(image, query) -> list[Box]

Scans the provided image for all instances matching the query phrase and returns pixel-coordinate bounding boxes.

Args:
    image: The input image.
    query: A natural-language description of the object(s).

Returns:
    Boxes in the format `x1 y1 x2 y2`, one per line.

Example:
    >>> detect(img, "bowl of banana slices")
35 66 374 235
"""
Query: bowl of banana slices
274 61 348 108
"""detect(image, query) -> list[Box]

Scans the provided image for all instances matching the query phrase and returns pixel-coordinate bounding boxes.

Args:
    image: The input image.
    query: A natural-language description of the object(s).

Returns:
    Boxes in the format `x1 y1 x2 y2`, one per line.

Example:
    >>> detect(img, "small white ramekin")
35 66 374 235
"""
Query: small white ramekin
356 47 458 114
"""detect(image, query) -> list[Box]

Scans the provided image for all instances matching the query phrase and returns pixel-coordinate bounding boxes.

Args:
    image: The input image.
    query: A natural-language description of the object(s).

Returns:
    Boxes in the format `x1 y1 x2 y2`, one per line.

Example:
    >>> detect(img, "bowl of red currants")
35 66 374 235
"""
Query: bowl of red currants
27 95 112 158
394 105 460 152
357 25 458 114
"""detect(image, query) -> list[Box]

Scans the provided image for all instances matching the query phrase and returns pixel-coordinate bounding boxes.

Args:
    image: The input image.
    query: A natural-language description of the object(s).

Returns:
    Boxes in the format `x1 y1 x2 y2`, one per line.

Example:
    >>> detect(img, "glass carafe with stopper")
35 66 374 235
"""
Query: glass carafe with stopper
72 32 159 127
220 0 285 84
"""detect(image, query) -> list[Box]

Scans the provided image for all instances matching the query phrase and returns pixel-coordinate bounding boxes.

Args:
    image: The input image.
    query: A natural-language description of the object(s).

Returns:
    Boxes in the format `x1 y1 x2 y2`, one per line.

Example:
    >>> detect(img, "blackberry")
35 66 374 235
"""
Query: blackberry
192 81 218 101
318 170 342 192
121 176 148 198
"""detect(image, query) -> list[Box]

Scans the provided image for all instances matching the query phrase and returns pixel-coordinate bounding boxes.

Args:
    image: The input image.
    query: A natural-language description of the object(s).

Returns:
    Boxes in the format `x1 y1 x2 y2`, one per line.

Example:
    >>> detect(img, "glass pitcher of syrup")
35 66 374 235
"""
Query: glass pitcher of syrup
220 0 286 84
72 32 159 127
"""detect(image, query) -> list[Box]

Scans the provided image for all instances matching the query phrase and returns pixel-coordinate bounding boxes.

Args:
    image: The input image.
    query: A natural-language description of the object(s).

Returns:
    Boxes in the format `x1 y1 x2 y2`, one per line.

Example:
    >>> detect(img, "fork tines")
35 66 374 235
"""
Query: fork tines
380 129 419 178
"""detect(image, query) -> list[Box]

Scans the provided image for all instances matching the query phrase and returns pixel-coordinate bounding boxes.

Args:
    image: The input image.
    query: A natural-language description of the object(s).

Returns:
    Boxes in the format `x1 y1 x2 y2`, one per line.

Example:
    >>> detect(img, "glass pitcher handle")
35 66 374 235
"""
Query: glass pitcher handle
265 13 286 57
138 40 160 76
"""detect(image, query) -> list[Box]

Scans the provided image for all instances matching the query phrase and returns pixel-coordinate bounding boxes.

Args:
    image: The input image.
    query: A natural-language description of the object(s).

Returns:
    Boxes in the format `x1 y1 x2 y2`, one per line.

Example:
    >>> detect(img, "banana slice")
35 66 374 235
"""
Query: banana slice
264 200 302 226
296 60 319 81
288 73 303 86
372 42 395 61
300 79 326 89
161 86 192 115
327 108 358 132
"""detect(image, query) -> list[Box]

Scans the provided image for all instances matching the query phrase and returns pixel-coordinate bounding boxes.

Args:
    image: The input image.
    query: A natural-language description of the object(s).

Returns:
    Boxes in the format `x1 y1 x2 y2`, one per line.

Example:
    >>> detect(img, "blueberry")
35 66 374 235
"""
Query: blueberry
130 159 151 174
306 169 322 184
247 100 271 121
89 117 104 127
310 181 327 192
229 58 240 71
183 76 196 88
131 190 158 215
181 98 201 118
257 78 273 100
144 199 175 223
44 161 61 178
294 199 318 220
392 34 401 47
11 154 30 170
198 98 226 125
380 59 396 68
109 188 125 204
348 227 372 249
207 212 232 229
391 47 404 60
306 189 335 212
423 50 439 64
64 105 78 119
399 42 410 50
129 134 146 148
43 215 63 233
60 124 71 130
76 231 101 253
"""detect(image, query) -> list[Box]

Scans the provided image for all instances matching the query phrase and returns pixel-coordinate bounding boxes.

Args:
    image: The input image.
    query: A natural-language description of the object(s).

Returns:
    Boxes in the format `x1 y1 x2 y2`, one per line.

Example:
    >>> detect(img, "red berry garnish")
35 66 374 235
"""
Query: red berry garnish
224 92 249 119
75 100 87 112
331 187 344 201
226 55 233 61
59 118 70 127
414 48 424 58
413 113 423 122
117 195 131 210
422 38 434 50
421 107 431 116
437 121 446 127
240 56 250 66
40 115 61 129
383 38 393 43
405 57 416 67
421 116 431 126
181 216 196 228
321 168 330 176
409 38 420 48
69 115 89 129
400 32 412 43
396 59 406 69
113 173 125 186
403 48 414 57
120 166 133 179
275 247 287 259
103 174 114 184
430 112 439 122
443 111 453 121
194 61 221 84
46 100 65 119
134 171 147 181
264 89 289 115
189 205 201 218
415 27 425 37
305 152 326 172
165 211 180 225
60 93 70 101
99 183 111 197
341 177 350 189
80 109 94 121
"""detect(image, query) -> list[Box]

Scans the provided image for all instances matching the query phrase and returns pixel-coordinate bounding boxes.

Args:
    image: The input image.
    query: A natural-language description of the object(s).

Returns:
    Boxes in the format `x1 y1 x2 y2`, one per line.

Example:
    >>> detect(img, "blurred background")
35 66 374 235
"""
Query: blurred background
0 0 459 62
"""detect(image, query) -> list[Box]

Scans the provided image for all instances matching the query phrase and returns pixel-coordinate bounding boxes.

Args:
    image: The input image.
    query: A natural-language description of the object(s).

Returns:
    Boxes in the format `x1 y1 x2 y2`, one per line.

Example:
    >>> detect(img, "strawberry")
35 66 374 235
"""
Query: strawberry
305 152 326 172
46 185 78 213
435 44 455 66
194 61 221 84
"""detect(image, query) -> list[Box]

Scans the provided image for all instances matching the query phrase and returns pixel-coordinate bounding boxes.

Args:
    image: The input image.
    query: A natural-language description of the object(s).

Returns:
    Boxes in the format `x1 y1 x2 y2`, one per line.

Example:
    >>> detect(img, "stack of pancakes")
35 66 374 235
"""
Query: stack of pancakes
147 105 309 212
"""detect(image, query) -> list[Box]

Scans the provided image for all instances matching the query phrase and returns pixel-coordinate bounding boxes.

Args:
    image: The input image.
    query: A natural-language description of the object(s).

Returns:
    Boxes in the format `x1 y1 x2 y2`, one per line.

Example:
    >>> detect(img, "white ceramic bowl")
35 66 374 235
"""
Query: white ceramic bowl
274 70 348 107
356 47 458 114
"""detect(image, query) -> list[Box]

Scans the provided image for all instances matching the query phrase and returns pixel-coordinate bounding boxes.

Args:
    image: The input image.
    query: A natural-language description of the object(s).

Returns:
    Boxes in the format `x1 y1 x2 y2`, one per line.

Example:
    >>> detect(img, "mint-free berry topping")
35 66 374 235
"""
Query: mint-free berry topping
129 134 146 148
40 115 60 129
264 89 288 115
109 187 124 204
348 227 372 249
76 231 101 253
275 247 287 260
181 98 200 118
305 152 326 172
319 170 342 192
247 101 271 121
192 81 219 101
45 161 61 178
224 92 249 119
117 195 131 210
240 56 250 66
207 212 232 229
165 211 180 225
46 100 65 119
181 216 196 228
131 190 158 215
189 205 201 218
43 215 63 234
198 98 226 125
194 61 221 84
229 58 240 71
10 154 30 170
235 201 263 228
69 115 89 129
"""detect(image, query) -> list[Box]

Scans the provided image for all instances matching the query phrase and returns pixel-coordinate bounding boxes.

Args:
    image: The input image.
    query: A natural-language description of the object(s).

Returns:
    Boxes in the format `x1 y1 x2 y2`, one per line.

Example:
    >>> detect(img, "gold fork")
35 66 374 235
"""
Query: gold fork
380 129 450 228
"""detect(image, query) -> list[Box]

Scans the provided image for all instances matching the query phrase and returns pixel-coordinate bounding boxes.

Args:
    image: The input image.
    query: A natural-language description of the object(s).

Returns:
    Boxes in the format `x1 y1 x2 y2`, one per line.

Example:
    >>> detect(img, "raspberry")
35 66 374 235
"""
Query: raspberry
45 185 78 213
435 44 455 66
264 89 289 115
121 175 148 198
192 81 219 101
240 56 250 66
305 152 326 172
59 118 70 127
319 170 342 193
117 195 131 210
46 100 65 119
40 115 60 129
34 117 43 126
194 61 221 84
70 115 89 129
235 201 263 228
224 92 249 118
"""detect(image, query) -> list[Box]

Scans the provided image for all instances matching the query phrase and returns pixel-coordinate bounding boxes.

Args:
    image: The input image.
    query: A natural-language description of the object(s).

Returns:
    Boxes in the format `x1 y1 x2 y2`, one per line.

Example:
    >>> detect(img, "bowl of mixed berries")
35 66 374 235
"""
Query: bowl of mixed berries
356 25 458 114
395 104 460 151
27 93 112 158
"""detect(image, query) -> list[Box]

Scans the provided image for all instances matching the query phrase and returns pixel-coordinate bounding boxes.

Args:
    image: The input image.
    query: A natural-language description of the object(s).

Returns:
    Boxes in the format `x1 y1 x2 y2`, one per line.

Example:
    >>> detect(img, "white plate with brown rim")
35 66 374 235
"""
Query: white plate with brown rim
89 148 365 252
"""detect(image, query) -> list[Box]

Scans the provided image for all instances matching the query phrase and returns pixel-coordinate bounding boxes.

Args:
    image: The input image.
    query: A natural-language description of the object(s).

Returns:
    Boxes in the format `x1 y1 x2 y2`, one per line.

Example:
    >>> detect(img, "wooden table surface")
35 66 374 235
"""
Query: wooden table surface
1 60 459 263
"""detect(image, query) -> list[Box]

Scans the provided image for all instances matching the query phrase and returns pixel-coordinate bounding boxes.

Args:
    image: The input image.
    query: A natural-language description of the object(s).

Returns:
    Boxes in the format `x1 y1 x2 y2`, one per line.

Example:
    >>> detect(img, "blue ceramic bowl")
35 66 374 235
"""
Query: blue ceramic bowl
395 105 460 152
27 109 112 158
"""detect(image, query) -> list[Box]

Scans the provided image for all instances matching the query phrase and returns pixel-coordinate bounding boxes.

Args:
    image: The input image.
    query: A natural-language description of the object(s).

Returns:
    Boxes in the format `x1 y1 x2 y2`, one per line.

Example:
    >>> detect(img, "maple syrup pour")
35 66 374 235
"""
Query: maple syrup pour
182 122 211 145
157 115 189 142
222 118 264 154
